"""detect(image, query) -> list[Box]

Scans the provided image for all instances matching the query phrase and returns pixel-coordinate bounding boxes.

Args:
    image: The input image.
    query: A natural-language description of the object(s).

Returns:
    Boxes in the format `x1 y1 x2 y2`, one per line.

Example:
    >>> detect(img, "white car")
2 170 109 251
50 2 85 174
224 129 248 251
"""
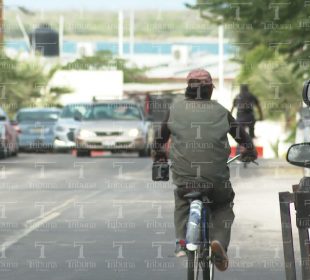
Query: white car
74 100 153 157
53 103 90 152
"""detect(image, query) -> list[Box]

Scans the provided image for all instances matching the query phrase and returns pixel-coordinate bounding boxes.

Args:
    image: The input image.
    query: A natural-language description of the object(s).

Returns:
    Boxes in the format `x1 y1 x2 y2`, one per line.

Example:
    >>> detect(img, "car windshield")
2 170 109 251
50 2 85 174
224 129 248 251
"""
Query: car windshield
17 111 60 122
60 104 89 119
84 104 142 121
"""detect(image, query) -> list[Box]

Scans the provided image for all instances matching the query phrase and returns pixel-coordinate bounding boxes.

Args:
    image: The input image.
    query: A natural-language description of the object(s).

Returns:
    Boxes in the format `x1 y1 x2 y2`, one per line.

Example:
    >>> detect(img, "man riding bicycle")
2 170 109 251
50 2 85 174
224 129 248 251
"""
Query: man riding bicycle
231 84 263 138
152 69 257 271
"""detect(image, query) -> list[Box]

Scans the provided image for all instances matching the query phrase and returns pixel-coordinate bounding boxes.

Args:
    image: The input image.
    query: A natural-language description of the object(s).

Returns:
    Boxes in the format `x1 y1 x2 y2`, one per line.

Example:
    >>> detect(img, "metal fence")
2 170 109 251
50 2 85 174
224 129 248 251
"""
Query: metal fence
280 178 310 279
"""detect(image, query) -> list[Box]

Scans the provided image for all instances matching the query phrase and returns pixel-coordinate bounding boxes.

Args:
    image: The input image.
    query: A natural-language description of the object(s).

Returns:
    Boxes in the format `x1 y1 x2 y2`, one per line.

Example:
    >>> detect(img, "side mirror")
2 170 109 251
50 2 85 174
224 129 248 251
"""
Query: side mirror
287 143 310 168
302 79 310 107
0 115 6 121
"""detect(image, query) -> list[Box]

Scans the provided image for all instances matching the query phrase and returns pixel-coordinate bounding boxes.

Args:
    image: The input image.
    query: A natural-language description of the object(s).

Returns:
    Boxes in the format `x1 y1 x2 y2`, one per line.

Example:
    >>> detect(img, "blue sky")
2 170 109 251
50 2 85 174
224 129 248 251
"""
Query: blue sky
6 0 190 10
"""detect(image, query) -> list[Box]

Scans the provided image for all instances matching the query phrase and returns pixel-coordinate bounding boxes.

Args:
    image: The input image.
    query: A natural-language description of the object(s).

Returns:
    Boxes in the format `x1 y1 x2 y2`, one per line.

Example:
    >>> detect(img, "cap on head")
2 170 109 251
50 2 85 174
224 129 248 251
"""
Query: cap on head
186 68 214 87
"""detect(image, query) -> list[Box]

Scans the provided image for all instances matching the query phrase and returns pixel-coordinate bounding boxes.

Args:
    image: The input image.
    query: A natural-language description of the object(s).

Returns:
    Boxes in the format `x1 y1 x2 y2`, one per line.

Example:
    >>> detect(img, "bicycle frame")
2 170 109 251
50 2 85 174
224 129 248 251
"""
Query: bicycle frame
186 195 214 280
186 154 242 280
200 197 214 279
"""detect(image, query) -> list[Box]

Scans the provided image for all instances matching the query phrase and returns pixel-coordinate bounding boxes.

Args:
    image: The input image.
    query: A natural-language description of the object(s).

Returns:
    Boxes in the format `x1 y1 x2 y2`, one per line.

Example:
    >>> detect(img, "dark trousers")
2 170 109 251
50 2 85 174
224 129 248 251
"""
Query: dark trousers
174 187 235 250
247 123 255 138
237 120 256 139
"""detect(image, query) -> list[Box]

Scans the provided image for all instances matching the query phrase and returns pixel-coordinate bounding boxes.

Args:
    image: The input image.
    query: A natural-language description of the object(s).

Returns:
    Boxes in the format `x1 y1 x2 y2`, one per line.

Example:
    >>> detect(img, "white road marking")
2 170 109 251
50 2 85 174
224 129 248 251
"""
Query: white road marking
0 211 60 254
112 200 173 204
24 198 75 226
1 190 102 253
116 175 150 181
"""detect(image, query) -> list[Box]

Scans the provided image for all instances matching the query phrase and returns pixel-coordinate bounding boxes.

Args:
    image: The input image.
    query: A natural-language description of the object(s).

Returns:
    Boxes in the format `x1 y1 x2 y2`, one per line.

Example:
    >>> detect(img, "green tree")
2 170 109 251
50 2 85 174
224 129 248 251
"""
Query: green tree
245 54 302 128
188 0 310 78
0 55 71 118
188 1 305 127
62 51 146 83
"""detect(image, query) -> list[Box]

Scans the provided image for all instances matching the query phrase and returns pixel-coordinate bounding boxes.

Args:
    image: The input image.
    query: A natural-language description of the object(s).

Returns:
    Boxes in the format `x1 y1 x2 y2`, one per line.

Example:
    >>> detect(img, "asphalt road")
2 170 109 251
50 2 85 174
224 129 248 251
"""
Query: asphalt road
0 153 304 280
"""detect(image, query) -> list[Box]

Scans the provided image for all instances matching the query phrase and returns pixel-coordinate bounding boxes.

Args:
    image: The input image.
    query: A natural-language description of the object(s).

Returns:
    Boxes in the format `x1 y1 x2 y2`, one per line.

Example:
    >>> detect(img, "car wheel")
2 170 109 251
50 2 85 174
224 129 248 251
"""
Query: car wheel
11 141 19 156
138 147 149 158
11 147 18 156
53 147 70 154
0 146 8 159
76 149 91 157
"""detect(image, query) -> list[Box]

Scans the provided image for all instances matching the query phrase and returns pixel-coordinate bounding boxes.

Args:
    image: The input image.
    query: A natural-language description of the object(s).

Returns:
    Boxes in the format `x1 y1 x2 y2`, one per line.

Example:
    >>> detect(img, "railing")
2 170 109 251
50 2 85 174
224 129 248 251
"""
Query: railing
279 180 310 279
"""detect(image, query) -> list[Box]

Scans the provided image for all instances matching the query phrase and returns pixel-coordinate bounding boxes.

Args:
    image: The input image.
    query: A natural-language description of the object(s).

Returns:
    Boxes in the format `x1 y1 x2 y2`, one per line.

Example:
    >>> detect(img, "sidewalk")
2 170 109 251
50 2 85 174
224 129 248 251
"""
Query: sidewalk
225 159 302 279
254 158 298 168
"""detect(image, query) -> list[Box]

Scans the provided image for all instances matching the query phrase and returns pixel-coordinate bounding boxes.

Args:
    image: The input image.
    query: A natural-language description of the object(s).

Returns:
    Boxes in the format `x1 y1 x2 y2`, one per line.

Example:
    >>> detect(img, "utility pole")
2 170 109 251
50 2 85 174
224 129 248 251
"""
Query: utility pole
0 0 3 51
218 24 224 94
118 10 124 58
129 10 135 60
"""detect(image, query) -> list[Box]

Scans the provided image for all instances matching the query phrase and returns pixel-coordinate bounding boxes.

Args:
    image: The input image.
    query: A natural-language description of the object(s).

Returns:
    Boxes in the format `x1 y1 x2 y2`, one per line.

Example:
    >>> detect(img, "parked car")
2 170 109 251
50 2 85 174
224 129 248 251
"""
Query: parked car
74 100 153 157
53 103 90 152
0 107 19 158
16 108 61 151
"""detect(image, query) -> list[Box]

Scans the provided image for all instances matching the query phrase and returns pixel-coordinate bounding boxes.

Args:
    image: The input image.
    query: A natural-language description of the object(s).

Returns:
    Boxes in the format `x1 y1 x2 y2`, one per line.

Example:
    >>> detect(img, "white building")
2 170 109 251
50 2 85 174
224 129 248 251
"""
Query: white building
49 70 124 104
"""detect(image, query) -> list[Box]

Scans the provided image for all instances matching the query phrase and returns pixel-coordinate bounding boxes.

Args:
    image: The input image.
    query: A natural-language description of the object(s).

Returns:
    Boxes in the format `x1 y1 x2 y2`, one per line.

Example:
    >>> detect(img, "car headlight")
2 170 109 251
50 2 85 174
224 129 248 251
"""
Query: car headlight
78 129 96 138
128 128 140 137
55 126 65 132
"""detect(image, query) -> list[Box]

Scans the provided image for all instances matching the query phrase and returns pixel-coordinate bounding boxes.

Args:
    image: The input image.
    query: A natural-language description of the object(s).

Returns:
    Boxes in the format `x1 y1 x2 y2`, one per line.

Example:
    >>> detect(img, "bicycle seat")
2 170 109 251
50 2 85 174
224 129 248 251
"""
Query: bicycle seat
184 191 202 199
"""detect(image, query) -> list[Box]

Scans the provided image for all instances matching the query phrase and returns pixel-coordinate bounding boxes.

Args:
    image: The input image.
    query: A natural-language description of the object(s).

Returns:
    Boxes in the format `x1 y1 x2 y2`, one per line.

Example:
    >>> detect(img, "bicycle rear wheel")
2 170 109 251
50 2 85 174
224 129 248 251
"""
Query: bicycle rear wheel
187 249 214 280
187 250 199 280
201 247 214 280
202 205 214 280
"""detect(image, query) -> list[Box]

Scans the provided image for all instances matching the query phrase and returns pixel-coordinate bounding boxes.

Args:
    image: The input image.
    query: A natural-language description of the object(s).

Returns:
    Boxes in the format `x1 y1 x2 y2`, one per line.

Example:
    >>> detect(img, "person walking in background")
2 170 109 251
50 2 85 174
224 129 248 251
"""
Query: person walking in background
231 84 263 138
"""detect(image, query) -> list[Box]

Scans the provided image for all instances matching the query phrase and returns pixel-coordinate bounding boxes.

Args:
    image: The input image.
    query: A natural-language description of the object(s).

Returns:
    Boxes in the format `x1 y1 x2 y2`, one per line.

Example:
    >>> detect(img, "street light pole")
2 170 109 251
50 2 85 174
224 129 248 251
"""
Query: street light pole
129 10 135 60
118 10 124 58
218 24 224 94
0 0 3 51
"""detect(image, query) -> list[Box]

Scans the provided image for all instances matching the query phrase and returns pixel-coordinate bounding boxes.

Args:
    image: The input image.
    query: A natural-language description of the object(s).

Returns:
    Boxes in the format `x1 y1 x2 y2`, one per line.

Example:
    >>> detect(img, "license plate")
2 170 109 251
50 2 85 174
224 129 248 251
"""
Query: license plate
31 128 43 133
34 139 43 144
103 140 115 146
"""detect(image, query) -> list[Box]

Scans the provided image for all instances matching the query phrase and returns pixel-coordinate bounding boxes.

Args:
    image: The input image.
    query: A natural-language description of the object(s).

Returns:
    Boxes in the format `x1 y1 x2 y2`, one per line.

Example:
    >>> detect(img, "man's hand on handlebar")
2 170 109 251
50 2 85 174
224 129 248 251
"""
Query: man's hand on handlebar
239 146 258 163
151 150 168 162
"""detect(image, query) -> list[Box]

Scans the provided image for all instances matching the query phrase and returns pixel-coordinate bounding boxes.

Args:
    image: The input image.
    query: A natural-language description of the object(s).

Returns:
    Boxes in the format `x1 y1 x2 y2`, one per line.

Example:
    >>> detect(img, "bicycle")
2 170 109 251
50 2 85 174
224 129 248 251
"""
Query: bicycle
236 123 258 168
183 154 242 280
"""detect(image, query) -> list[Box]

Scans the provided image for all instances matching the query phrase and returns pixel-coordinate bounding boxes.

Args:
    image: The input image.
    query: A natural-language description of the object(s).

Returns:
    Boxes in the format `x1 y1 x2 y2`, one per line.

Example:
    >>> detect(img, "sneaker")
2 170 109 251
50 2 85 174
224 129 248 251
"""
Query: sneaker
175 239 186 258
211 240 229 271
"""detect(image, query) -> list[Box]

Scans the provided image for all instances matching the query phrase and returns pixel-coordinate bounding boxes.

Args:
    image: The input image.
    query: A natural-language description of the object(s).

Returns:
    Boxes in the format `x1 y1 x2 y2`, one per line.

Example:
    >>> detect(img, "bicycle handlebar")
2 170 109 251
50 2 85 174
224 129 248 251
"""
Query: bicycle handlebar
227 154 259 165
227 154 241 164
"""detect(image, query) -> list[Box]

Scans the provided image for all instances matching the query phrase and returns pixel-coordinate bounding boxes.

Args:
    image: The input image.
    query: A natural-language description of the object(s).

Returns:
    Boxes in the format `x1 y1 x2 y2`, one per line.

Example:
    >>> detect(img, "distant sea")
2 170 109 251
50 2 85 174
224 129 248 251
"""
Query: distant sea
6 40 233 55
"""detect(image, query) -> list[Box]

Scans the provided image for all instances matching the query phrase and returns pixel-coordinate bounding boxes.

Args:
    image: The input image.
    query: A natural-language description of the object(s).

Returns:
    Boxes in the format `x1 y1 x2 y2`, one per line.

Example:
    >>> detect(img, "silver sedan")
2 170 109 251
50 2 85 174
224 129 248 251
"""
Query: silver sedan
74 101 153 157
